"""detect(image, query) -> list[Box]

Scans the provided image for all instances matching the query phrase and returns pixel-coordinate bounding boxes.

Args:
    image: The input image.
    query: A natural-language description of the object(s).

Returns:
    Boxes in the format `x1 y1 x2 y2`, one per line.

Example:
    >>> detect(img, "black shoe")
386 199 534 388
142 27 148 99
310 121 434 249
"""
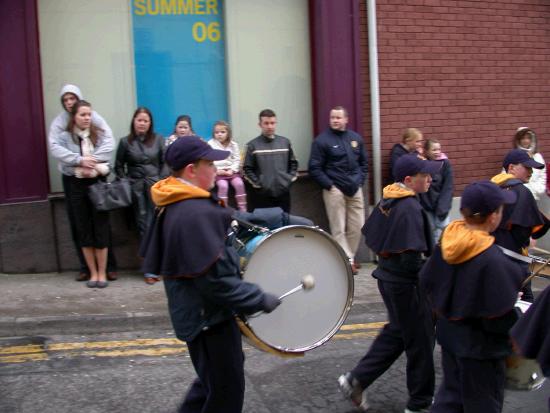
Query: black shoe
107 272 117 281
96 281 108 289
86 280 97 288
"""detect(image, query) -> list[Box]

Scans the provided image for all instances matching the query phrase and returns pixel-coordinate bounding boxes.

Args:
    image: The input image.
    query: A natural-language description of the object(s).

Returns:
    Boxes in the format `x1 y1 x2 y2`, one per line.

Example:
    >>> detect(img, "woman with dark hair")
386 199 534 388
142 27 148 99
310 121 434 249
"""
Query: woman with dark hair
51 100 114 288
115 107 165 244
166 114 195 146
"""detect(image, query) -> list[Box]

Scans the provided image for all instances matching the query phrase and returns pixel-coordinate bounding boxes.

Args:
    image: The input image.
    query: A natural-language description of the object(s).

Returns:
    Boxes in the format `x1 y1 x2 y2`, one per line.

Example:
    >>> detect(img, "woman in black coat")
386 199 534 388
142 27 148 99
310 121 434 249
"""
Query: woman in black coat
115 107 165 244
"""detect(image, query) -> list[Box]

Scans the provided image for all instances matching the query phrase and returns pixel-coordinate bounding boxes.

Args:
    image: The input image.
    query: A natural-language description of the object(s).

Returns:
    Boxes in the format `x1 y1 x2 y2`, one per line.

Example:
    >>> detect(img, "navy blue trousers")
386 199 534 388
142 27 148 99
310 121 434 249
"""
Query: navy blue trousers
431 349 505 413
351 279 435 411
179 319 245 413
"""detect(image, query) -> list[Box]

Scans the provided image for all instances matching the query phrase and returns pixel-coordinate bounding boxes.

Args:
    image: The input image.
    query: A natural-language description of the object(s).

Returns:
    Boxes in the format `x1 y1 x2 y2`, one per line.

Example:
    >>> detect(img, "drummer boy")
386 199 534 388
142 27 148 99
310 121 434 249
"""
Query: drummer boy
491 149 550 302
338 153 440 413
420 180 526 413
140 136 281 413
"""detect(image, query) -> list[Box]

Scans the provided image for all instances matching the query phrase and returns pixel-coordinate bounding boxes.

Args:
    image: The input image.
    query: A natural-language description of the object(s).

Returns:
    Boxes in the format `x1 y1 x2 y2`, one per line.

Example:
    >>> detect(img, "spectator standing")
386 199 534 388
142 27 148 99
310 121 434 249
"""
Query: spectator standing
243 109 298 213
419 139 454 245
308 106 368 274
514 127 547 201
115 108 165 283
388 128 423 183
166 114 194 147
48 84 118 281
50 100 114 288
208 121 247 211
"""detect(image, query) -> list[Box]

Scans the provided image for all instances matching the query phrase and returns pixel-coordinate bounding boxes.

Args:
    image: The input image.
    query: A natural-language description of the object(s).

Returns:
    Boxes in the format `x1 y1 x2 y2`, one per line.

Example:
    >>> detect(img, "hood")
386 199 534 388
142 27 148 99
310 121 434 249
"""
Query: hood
151 176 211 207
441 219 494 264
59 84 83 109
491 172 517 186
382 183 416 200
514 127 538 154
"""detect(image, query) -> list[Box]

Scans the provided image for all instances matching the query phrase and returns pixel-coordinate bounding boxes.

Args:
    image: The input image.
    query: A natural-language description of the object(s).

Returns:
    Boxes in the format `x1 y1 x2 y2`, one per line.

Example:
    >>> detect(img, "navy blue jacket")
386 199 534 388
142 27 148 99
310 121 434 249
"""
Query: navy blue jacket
364 195 432 283
388 143 409 183
492 179 549 254
418 158 454 219
420 244 525 359
141 195 268 342
308 128 368 197
163 244 267 342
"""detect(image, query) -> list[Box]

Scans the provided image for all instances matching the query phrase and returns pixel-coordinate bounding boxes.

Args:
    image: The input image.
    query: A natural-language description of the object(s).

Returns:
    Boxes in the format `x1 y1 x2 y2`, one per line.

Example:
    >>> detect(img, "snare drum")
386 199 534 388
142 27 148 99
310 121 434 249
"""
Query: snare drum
234 225 354 356
505 299 546 391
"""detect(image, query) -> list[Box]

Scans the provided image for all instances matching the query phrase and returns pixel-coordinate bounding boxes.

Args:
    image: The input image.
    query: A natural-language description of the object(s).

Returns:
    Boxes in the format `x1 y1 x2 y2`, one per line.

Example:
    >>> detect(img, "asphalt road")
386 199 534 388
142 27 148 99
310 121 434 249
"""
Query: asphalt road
1 306 548 413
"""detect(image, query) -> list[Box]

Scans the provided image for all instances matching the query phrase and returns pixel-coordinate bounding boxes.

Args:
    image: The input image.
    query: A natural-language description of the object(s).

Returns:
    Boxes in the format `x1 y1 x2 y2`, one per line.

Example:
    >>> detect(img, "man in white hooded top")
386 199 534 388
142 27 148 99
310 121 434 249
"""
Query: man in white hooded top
48 84 118 281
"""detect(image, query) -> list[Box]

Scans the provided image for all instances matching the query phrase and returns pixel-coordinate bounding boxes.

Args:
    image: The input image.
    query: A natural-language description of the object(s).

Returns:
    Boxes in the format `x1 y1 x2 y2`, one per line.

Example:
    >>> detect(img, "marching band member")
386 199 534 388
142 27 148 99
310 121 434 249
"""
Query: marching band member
140 136 281 413
511 284 550 412
338 153 440 413
491 149 550 302
420 181 525 413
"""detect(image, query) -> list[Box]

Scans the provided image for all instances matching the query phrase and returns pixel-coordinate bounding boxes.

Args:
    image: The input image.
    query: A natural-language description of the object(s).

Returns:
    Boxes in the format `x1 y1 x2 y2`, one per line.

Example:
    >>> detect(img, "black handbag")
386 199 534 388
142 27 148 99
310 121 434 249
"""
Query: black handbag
88 177 132 211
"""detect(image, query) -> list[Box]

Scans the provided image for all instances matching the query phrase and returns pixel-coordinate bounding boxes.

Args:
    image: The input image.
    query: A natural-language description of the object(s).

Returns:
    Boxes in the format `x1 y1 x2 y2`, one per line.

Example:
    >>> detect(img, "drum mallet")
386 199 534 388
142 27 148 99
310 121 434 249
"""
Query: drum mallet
278 275 315 300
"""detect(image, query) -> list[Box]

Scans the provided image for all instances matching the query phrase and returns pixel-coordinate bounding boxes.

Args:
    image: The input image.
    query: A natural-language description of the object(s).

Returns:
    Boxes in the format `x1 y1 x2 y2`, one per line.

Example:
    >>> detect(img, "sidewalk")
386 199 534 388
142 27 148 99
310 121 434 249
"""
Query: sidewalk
1 265 547 338
0 264 382 337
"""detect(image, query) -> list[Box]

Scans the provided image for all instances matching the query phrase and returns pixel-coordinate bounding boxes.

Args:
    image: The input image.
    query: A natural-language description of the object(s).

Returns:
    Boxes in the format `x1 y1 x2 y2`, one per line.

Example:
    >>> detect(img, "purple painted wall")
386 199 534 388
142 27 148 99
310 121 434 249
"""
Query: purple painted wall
0 0 48 204
309 0 364 137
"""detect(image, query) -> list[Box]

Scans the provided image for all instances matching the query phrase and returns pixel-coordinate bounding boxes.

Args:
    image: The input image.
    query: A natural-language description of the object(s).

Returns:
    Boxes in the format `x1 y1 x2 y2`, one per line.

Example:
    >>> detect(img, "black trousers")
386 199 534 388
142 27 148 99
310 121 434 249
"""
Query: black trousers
246 186 291 213
179 320 245 413
351 279 435 411
431 349 505 413
62 174 117 273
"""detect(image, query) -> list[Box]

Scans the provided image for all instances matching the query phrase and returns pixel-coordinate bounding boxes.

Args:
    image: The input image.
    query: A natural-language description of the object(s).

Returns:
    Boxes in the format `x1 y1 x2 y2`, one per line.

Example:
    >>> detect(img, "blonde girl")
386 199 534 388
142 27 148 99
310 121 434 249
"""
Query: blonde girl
208 121 247 211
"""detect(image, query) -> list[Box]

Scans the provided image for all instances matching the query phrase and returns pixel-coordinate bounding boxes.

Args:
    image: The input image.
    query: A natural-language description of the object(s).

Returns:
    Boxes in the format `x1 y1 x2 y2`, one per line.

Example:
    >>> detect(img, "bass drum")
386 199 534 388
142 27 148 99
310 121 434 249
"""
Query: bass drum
235 225 354 355
505 299 546 391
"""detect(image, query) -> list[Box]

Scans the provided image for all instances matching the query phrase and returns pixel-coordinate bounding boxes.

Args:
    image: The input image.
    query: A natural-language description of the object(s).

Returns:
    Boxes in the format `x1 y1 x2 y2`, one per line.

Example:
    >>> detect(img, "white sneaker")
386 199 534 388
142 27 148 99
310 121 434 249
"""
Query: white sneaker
338 373 369 411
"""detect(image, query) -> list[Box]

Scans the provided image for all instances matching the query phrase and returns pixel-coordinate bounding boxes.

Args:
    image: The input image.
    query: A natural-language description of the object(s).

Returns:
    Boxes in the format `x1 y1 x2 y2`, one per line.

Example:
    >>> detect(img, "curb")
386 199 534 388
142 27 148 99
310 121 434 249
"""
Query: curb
0 312 172 338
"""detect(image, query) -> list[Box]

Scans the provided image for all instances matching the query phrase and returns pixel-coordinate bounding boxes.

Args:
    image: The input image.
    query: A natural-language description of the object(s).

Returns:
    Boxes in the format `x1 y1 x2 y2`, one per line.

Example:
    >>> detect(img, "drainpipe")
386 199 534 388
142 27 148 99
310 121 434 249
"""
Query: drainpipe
367 0 382 204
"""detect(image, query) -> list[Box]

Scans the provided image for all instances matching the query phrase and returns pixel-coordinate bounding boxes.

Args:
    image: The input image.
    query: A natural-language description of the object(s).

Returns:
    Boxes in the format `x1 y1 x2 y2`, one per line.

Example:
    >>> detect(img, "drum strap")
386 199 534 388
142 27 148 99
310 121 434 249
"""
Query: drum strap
497 246 532 264
235 316 304 359
498 246 550 285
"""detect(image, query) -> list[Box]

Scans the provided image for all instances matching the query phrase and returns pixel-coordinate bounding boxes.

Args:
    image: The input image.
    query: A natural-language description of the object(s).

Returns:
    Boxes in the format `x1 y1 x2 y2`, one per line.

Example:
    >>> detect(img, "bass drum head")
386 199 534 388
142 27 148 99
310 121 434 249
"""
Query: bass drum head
242 225 354 353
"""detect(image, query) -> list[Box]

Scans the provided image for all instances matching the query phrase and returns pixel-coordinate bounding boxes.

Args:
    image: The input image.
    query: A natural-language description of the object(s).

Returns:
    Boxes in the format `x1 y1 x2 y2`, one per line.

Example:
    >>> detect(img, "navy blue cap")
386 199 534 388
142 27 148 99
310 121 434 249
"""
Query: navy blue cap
503 149 544 170
393 153 442 182
165 136 229 170
461 180 516 215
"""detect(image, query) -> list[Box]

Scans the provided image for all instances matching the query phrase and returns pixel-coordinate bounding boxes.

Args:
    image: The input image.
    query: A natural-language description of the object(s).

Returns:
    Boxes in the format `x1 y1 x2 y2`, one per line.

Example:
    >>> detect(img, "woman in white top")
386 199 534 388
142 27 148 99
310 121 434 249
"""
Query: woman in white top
208 121 247 211
514 127 547 200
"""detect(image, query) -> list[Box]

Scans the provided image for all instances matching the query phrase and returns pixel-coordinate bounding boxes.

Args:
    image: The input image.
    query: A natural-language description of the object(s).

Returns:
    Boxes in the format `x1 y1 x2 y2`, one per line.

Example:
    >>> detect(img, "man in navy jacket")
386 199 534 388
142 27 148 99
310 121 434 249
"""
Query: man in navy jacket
308 106 368 273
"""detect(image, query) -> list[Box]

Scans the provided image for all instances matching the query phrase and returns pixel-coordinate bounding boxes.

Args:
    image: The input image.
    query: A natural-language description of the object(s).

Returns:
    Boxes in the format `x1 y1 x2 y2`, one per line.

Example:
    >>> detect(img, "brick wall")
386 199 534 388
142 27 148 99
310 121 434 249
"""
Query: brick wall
359 0 550 194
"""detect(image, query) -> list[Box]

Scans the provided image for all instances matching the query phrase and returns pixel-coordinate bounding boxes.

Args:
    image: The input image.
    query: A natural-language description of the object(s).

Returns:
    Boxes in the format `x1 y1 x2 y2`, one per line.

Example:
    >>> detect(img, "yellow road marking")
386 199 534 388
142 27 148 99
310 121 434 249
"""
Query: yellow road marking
339 322 387 331
0 321 385 364
48 338 183 351
333 331 380 340
0 353 48 363
0 344 44 355
78 347 188 358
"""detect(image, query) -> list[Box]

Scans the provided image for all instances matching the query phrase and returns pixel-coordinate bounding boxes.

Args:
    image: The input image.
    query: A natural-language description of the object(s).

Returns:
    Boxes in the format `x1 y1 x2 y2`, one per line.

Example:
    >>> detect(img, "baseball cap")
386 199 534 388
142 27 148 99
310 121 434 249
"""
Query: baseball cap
393 153 442 182
503 149 544 170
460 180 516 215
165 136 230 170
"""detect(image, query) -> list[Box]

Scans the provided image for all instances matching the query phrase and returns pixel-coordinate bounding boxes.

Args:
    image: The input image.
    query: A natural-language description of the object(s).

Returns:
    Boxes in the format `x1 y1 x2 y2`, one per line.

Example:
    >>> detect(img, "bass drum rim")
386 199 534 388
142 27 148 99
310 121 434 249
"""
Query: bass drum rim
240 225 354 353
